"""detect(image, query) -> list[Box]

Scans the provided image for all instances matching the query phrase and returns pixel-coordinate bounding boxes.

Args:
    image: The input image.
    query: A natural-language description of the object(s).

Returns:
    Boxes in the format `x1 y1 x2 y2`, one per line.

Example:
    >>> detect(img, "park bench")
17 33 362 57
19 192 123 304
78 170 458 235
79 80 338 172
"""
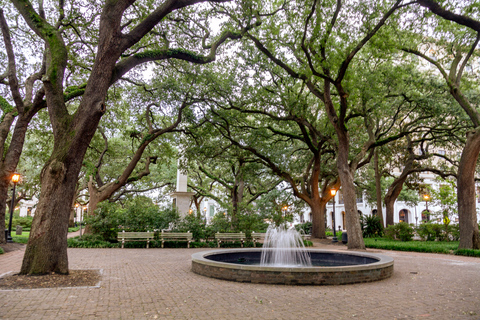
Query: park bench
301 234 311 241
118 231 154 248
215 232 245 248
251 232 266 247
160 231 193 248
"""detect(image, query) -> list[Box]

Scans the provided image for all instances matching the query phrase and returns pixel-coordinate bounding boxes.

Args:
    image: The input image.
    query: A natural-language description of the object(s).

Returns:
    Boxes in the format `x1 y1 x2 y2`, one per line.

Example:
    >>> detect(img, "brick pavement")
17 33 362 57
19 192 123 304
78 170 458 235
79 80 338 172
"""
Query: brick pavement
1 240 479 320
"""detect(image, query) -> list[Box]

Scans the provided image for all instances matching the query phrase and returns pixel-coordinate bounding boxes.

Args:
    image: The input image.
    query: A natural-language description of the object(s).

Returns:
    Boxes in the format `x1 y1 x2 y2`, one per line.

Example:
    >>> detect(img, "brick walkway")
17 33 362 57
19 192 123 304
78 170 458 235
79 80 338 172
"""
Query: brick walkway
1 239 479 320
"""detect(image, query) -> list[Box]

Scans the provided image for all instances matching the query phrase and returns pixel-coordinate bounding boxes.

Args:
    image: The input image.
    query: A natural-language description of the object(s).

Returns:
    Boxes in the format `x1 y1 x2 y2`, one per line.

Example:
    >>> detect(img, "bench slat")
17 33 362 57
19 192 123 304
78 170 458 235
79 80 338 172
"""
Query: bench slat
117 231 154 248
215 233 245 248
160 232 192 248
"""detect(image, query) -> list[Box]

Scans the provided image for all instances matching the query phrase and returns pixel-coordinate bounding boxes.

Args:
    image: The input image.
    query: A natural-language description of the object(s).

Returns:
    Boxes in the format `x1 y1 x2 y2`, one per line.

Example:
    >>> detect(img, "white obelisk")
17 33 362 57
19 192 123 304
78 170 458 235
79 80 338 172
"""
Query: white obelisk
170 166 195 217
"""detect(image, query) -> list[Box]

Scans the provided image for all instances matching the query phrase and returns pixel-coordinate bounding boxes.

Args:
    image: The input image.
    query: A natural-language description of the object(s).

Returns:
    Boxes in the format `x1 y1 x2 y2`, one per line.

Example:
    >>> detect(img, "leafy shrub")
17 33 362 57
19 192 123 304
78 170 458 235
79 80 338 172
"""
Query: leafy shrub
119 197 179 232
175 215 205 241
385 222 414 241
303 240 313 247
85 198 180 240
236 210 269 237
5 215 33 231
416 222 440 241
84 202 120 241
361 215 383 238
295 222 312 235
67 235 119 248
0 247 4 254
209 212 233 233
416 222 459 241
449 224 460 241
326 230 343 239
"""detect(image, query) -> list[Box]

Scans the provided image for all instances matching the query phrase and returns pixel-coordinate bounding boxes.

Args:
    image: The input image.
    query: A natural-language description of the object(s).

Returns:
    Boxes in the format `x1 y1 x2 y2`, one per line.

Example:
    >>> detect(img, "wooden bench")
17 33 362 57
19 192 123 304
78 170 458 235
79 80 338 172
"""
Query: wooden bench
160 232 193 248
251 232 266 247
301 234 311 241
118 231 154 248
215 232 245 248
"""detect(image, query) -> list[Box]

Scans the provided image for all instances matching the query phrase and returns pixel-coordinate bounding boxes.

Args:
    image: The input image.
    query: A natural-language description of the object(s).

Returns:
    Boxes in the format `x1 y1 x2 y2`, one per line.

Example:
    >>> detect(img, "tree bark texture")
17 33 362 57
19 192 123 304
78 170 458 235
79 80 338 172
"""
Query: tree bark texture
0 113 40 243
374 150 384 227
457 129 480 249
310 199 327 239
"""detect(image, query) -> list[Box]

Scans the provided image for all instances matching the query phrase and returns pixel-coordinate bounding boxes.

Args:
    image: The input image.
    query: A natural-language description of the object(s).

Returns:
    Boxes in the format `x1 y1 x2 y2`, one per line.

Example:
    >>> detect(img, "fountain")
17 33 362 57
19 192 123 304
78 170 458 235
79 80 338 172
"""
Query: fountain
260 225 312 267
191 226 393 285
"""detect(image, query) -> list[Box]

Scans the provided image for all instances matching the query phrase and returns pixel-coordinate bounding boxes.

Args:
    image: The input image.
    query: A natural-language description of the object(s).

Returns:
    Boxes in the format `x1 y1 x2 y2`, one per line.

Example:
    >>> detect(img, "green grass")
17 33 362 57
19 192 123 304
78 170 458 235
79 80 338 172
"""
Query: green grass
364 238 480 257
454 248 480 258
364 238 458 254
10 228 79 244
11 232 30 244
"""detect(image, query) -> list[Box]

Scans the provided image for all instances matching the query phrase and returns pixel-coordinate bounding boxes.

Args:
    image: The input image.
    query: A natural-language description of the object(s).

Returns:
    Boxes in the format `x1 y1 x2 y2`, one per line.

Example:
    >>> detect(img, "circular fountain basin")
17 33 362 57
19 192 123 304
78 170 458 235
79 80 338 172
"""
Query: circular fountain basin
191 248 394 285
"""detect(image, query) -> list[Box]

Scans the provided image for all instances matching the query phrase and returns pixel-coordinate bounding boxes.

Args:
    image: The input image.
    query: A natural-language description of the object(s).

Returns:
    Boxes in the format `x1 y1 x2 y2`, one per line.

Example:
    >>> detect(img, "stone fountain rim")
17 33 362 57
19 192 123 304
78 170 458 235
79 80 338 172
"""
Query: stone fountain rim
191 248 394 273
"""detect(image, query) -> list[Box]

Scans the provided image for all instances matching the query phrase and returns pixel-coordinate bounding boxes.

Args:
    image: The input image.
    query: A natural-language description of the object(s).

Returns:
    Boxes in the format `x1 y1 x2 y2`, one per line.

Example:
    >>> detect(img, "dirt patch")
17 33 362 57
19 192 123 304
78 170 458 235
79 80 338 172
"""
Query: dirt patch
0 269 101 289
0 242 25 253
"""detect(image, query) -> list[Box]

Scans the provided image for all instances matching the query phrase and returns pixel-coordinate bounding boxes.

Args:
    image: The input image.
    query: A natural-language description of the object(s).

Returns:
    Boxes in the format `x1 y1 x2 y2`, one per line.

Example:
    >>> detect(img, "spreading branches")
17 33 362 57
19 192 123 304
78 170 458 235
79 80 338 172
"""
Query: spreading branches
416 0 480 32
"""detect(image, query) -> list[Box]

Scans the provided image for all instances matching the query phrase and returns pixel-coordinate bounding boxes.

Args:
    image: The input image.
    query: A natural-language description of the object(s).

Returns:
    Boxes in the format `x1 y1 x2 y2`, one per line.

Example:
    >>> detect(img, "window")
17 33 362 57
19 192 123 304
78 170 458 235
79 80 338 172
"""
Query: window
356 191 363 203
399 209 409 223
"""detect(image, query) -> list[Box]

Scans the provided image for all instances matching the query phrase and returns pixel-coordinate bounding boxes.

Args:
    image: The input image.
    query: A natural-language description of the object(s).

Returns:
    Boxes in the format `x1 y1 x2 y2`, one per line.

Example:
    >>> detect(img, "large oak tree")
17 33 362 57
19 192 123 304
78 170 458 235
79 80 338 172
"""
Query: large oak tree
9 0 260 274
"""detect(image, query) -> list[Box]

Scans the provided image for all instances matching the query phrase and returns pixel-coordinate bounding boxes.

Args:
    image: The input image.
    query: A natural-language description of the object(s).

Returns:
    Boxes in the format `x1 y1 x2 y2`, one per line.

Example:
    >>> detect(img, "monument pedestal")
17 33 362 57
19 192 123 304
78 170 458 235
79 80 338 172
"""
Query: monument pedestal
170 191 195 217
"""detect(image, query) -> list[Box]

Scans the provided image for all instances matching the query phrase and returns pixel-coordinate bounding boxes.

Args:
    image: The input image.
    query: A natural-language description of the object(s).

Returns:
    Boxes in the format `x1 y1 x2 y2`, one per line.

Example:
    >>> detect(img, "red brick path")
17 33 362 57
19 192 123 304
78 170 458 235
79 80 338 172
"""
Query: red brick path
1 238 479 319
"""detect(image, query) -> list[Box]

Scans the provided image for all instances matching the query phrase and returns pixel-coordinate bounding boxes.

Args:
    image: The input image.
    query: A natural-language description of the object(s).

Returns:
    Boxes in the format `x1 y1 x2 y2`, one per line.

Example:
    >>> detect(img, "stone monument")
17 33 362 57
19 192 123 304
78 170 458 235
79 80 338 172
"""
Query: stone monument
170 168 195 217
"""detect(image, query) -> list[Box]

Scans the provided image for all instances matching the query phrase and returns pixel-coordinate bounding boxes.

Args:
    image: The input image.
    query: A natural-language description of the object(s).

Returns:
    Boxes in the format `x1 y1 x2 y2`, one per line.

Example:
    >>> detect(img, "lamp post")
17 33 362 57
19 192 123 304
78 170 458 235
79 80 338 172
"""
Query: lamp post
79 206 87 238
331 189 338 243
423 194 429 221
6 173 20 243
74 203 79 226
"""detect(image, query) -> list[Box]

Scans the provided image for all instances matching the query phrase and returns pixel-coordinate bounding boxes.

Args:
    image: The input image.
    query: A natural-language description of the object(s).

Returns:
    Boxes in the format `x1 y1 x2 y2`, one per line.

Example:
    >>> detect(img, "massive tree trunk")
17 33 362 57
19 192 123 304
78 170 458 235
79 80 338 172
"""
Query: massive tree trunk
384 177 407 226
323 82 365 250
310 199 327 239
457 129 480 250
21 105 104 274
374 150 384 226
337 161 365 250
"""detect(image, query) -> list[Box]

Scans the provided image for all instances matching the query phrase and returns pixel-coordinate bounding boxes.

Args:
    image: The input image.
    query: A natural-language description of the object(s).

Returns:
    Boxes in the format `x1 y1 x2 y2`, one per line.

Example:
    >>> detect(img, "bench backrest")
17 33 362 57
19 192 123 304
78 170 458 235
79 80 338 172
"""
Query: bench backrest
251 232 266 240
160 232 192 239
215 232 245 239
118 231 154 239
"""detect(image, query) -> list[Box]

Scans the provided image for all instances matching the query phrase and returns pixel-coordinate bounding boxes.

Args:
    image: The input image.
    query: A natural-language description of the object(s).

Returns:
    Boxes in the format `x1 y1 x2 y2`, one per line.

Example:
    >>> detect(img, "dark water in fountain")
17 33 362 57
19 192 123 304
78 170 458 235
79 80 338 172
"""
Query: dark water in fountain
205 251 378 267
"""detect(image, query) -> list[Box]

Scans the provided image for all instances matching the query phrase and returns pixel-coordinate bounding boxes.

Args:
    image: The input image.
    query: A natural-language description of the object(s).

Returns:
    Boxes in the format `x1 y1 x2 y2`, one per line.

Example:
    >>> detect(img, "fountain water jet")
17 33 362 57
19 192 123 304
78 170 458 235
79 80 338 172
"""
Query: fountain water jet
260 225 312 267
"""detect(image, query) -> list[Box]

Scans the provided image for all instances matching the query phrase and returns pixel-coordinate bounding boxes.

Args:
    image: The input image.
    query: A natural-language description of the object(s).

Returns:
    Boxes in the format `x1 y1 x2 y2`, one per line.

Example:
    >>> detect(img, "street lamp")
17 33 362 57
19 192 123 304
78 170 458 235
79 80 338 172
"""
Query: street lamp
79 206 87 238
423 194 429 221
330 189 338 243
6 173 20 243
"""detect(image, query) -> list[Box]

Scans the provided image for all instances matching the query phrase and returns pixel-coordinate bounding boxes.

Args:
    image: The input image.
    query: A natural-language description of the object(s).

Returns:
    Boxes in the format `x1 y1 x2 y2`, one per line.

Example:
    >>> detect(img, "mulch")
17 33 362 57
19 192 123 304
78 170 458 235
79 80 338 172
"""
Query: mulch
0 269 101 289
0 242 25 253
1 242 101 290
